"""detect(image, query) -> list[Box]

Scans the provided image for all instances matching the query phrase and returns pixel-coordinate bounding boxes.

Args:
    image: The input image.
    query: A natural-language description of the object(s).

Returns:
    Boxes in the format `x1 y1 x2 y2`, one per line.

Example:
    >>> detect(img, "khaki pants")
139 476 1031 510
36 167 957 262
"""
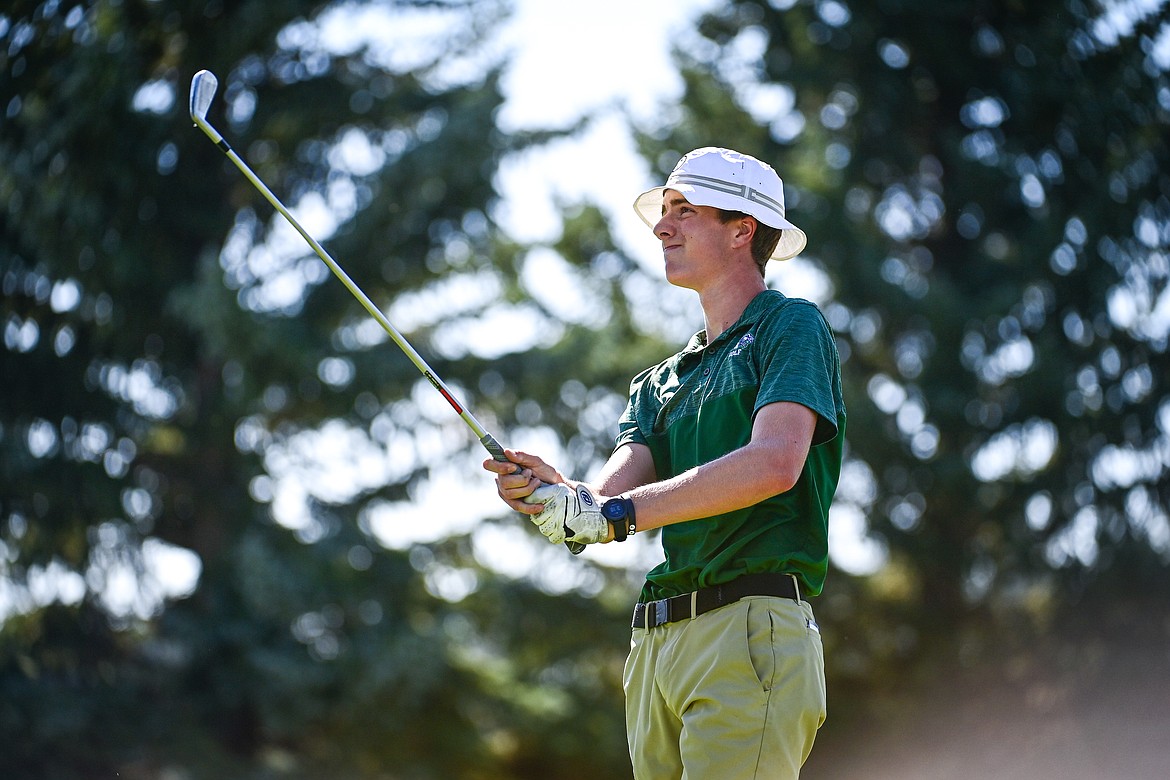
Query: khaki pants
623 596 826 780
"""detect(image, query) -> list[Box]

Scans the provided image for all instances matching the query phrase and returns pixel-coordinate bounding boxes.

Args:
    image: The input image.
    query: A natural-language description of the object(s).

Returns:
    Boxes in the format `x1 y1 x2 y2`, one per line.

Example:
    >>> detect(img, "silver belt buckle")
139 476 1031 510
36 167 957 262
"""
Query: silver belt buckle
652 599 669 628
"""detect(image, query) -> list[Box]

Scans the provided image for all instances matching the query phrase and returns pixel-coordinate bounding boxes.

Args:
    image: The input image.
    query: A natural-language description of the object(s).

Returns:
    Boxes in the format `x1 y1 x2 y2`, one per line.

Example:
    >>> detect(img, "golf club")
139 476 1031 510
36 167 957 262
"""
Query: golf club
189 69 584 555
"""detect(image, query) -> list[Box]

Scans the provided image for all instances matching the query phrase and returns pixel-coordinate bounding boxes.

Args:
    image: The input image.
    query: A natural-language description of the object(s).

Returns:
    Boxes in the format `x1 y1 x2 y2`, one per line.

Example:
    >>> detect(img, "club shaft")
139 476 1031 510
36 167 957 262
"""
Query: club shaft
194 115 496 437
191 109 584 554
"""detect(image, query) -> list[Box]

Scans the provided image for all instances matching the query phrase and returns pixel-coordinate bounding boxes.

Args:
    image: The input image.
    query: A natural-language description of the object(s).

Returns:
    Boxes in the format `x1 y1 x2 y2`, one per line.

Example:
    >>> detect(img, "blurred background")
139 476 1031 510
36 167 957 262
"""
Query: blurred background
2 0 1169 777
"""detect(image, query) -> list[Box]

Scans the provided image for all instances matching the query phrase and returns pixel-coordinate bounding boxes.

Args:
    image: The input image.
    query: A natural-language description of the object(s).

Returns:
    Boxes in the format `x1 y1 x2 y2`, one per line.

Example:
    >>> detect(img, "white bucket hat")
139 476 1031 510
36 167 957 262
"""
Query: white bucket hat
633 147 807 261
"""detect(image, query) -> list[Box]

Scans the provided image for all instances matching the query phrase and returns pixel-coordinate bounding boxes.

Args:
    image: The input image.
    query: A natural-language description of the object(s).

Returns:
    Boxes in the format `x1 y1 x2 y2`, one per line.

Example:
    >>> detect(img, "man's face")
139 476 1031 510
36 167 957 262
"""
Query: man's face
653 189 743 290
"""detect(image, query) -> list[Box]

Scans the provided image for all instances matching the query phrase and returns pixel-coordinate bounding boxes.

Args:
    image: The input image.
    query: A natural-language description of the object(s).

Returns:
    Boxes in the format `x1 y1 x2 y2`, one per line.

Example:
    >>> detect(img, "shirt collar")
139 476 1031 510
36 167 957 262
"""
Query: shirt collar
687 290 785 351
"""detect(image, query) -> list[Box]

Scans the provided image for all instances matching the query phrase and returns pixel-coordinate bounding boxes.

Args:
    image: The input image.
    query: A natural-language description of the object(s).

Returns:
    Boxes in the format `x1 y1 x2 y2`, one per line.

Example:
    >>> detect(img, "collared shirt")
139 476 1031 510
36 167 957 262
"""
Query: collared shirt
616 290 846 601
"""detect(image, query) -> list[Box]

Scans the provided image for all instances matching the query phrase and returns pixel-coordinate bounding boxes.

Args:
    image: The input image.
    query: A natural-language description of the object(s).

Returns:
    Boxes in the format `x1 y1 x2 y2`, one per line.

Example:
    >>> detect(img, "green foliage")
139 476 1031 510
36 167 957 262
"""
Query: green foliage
644 0 1170 696
4 0 1169 775
2 1 635 777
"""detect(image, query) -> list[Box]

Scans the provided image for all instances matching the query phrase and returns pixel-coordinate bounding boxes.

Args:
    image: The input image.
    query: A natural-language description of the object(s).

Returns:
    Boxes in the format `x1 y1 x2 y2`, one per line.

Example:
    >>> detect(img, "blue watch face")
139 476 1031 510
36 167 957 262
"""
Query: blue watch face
601 499 626 521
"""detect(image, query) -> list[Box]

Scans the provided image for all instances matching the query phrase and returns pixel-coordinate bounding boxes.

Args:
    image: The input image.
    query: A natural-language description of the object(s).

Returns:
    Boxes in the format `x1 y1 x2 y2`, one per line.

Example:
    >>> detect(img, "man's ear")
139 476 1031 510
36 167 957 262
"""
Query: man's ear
730 215 757 250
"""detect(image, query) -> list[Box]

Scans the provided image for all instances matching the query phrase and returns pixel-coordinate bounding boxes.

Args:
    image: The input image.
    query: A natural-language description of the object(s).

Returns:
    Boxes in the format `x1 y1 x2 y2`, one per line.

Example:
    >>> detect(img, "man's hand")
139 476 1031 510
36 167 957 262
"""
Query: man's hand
483 449 567 512
527 483 613 545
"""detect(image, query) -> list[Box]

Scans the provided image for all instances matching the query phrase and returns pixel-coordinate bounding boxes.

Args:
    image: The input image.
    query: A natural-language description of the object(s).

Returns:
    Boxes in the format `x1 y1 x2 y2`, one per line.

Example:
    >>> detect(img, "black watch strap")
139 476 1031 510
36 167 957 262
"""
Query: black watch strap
621 495 636 540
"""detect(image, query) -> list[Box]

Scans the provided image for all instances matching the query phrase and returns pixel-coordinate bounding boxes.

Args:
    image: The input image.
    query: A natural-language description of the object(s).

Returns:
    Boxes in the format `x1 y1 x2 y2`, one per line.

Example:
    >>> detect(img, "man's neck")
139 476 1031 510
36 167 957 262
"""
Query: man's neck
699 271 768 342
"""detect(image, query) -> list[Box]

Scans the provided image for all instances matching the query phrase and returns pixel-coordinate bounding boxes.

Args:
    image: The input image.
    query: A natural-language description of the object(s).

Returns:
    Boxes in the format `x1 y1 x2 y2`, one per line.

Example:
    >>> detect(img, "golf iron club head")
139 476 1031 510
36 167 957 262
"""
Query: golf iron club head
189 69 218 122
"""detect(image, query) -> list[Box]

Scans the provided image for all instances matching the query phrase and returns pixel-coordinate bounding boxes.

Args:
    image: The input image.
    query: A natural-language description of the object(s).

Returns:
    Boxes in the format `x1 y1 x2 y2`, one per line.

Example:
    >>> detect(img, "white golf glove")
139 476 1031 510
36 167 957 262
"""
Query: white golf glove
527 483 611 545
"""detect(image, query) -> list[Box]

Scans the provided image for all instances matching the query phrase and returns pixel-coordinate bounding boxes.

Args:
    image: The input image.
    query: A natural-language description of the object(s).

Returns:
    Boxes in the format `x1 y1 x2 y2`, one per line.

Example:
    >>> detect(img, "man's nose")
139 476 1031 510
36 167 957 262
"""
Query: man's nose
653 215 673 238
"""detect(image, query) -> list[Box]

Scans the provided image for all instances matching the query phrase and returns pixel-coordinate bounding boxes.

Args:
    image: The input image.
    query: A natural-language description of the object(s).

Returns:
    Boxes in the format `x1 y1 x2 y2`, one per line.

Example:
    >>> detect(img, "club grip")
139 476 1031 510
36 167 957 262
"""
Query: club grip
480 433 510 464
480 434 585 555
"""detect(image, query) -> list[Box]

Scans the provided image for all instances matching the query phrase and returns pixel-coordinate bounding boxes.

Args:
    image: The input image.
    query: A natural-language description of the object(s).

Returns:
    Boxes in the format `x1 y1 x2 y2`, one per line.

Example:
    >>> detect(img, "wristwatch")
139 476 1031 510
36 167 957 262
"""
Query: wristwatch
601 496 636 542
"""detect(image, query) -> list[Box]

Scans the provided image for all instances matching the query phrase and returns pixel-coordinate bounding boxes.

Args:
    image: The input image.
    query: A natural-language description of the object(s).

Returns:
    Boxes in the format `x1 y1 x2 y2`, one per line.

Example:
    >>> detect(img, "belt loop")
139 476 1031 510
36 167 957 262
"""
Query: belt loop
789 574 801 603
690 590 698 619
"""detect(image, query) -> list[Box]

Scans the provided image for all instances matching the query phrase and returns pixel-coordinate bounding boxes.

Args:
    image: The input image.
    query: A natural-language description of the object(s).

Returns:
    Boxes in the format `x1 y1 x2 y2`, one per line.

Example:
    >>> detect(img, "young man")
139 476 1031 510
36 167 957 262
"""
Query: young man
485 147 846 779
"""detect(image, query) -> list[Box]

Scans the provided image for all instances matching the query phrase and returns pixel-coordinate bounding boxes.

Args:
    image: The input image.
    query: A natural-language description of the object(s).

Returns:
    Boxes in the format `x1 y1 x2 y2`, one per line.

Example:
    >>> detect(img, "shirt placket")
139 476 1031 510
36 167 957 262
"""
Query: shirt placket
653 346 708 434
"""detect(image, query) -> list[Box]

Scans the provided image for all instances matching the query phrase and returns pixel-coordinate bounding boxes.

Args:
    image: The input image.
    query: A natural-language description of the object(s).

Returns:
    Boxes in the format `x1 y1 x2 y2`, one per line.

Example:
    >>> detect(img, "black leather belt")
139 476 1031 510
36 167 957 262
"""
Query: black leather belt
631 573 802 629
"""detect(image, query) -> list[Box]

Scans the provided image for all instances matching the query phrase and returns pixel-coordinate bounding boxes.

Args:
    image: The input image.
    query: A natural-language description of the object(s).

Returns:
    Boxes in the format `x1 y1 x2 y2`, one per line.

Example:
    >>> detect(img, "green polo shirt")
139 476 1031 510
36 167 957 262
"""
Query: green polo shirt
615 290 846 601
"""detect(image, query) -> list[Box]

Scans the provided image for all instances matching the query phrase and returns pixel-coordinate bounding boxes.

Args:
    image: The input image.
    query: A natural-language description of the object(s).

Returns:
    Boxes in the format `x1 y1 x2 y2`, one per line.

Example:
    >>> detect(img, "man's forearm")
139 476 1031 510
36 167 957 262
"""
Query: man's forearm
594 442 657 497
624 442 791 532
624 400 816 533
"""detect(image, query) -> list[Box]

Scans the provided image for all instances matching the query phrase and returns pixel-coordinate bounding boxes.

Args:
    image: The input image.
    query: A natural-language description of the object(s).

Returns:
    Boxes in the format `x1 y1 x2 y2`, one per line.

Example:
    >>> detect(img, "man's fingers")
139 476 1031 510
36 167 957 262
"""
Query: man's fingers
496 471 541 501
493 473 548 515
496 470 527 490
483 452 570 520
511 499 544 516
482 457 525 476
483 458 537 492
492 484 558 518
501 449 566 485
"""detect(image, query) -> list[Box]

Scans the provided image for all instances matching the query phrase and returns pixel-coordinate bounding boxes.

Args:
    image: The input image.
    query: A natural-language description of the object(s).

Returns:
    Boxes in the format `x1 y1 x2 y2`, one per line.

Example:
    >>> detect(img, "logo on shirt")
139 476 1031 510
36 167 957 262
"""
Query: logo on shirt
729 332 755 358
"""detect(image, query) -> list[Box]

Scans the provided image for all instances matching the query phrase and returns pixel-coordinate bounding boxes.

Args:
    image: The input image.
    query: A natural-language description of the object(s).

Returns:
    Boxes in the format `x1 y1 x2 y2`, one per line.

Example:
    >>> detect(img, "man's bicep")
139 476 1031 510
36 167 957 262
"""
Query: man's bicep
752 401 817 487
596 442 657 496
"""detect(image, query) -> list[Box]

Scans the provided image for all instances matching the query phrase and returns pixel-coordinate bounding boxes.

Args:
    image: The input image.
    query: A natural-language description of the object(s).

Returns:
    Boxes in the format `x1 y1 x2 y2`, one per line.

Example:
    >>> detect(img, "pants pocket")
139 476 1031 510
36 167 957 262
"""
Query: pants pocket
745 598 777 691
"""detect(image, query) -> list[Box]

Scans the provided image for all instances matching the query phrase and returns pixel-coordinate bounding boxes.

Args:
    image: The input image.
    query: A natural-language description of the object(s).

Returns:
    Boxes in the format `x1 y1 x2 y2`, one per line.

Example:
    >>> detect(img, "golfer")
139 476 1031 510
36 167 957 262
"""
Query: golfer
485 147 846 779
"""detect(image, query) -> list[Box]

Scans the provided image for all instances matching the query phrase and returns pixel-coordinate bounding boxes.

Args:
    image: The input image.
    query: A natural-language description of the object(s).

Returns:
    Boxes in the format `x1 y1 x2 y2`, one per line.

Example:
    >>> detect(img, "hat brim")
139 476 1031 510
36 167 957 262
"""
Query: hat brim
633 186 807 262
